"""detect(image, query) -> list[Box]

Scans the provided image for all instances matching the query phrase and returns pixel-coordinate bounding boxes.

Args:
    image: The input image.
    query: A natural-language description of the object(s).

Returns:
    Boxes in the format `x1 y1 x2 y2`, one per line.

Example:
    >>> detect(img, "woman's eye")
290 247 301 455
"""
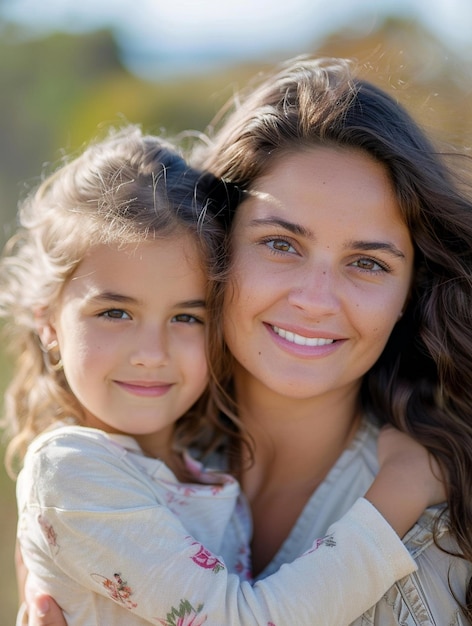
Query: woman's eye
265 238 296 254
172 313 203 324
100 309 131 320
351 258 388 272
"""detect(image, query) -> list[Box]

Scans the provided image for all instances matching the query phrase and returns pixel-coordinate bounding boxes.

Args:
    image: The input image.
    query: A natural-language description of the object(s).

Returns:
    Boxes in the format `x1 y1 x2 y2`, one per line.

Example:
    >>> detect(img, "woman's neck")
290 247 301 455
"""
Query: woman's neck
240 390 361 498
234 368 362 574
236 368 361 479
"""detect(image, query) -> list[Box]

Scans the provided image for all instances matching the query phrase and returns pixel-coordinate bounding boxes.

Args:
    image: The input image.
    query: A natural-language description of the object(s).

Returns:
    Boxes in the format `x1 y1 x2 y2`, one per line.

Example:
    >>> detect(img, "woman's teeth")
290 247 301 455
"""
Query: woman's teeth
272 326 334 346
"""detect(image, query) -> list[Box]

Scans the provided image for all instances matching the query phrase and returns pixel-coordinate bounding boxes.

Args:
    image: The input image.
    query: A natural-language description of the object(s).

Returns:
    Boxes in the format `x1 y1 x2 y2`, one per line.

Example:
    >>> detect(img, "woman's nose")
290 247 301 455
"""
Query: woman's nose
287 263 341 317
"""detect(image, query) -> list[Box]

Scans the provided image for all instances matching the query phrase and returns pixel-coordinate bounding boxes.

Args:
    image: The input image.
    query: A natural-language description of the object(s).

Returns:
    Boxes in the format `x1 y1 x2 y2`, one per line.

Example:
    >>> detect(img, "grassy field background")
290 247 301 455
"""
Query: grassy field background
0 454 17 623
0 350 18 624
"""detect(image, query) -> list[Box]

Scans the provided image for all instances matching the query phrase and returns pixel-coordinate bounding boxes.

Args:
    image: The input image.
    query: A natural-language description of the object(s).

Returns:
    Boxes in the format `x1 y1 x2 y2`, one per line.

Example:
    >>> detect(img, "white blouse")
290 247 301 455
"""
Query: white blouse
17 424 415 625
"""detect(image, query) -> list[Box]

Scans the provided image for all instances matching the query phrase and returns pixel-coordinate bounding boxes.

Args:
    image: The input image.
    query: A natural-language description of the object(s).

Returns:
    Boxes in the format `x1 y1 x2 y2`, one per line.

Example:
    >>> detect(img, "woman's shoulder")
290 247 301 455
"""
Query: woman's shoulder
401 505 447 556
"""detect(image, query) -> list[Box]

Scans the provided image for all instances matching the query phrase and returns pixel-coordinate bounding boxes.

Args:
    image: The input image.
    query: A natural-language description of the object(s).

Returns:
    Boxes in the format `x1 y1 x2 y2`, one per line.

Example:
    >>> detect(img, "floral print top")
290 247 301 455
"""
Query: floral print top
17 424 416 625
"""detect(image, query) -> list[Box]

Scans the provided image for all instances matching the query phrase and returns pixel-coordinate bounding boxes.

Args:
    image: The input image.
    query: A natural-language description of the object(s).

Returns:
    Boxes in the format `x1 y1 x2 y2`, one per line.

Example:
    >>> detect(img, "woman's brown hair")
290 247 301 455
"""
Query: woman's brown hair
195 56 472 618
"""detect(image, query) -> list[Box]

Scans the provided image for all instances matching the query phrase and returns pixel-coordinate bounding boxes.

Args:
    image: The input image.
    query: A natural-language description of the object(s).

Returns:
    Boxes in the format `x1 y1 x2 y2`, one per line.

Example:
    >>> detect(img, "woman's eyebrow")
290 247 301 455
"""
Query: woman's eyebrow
247 218 406 259
347 240 406 259
248 217 314 238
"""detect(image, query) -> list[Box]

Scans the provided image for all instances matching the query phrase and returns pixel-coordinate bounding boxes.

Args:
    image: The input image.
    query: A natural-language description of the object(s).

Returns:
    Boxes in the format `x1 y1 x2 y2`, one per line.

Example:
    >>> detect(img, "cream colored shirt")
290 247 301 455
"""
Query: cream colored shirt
17 424 415 625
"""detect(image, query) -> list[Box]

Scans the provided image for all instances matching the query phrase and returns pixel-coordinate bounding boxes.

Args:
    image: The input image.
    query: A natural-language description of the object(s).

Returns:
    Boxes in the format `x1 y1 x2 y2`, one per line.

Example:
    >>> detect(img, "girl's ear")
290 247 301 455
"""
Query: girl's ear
33 307 58 350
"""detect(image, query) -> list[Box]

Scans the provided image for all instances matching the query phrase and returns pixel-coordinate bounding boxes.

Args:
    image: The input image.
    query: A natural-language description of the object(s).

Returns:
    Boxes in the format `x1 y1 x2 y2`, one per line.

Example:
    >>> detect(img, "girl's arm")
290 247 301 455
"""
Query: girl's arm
365 425 445 537
20 427 443 626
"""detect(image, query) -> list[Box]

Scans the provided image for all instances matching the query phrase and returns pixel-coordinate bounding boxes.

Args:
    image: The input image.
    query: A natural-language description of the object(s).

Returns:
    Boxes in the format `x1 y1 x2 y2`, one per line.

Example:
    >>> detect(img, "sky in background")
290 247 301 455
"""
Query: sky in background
1 0 472 78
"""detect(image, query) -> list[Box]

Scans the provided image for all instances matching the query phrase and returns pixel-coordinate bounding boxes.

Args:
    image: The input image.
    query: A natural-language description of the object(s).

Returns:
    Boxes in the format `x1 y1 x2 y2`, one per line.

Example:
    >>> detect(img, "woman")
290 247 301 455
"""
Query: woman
27 57 472 624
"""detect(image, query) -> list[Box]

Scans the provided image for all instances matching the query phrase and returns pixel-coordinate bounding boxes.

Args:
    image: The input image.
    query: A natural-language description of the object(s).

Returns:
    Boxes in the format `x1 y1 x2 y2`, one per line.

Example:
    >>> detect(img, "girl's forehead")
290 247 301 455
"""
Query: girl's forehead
60 237 207 308
70 233 202 276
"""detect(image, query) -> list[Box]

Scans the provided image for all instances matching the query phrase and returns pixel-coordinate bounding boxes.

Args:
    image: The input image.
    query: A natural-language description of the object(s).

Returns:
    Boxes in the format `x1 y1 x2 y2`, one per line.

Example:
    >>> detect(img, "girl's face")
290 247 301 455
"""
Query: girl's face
41 234 208 454
224 147 414 404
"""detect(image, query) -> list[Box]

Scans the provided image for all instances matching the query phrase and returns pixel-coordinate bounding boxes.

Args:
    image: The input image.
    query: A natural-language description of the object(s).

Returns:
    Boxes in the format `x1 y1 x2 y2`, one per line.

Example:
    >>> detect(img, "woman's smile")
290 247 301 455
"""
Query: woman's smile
266 323 343 358
224 147 414 402
270 325 336 346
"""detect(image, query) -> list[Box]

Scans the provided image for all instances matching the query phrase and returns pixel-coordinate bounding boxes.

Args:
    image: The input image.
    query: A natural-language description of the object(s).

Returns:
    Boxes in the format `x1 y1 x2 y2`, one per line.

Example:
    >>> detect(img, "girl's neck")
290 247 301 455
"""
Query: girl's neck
122 428 185 480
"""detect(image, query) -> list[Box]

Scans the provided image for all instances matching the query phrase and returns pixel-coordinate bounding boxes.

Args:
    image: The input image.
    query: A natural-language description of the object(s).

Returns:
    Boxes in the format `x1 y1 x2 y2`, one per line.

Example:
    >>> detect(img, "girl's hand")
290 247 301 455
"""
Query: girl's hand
17 540 67 626
27 595 67 626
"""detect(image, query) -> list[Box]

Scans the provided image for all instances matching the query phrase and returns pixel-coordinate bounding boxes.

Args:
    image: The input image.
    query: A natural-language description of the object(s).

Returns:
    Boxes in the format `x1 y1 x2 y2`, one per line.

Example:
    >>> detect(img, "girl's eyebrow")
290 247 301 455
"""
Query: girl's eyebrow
176 299 206 308
90 292 137 304
247 218 407 259
89 292 206 308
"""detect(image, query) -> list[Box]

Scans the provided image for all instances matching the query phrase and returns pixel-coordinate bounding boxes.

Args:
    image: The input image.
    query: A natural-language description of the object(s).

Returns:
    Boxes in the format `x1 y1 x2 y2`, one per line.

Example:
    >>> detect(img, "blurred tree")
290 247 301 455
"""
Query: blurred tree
0 29 123 239
316 16 472 142
0 26 255 245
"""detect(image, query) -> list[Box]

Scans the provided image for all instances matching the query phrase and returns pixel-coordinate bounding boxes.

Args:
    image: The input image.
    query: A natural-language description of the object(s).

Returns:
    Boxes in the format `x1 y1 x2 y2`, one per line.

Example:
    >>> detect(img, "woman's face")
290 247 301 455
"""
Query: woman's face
223 147 414 403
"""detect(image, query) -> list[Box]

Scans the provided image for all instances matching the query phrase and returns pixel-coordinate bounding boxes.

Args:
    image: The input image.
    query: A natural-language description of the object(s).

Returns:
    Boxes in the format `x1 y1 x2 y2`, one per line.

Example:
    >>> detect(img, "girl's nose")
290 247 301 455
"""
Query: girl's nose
130 325 169 367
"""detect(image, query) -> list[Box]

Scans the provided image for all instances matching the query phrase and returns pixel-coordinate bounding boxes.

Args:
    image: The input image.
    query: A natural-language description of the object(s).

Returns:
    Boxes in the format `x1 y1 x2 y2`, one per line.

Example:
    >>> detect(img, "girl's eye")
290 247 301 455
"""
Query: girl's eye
263 238 297 254
172 313 203 325
100 309 131 320
351 258 389 272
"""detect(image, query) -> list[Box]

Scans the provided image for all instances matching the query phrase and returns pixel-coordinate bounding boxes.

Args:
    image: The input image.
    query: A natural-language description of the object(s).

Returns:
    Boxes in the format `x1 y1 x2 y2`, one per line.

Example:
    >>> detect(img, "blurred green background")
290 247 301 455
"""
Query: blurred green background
1 3 472 624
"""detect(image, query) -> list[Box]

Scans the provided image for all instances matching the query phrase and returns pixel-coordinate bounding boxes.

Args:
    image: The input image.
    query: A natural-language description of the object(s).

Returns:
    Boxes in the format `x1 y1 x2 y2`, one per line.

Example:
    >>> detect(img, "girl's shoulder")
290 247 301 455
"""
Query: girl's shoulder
18 424 160 511
21 424 145 496
27 422 140 459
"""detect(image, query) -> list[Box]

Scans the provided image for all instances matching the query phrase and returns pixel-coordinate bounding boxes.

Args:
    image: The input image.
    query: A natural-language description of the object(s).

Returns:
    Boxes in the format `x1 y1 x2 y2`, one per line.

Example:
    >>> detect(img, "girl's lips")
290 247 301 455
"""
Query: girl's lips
114 381 174 397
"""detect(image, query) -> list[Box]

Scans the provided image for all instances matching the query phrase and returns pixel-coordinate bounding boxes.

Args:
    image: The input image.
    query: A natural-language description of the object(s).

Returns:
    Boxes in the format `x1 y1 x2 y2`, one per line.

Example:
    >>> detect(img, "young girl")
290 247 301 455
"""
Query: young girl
1 125 444 626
